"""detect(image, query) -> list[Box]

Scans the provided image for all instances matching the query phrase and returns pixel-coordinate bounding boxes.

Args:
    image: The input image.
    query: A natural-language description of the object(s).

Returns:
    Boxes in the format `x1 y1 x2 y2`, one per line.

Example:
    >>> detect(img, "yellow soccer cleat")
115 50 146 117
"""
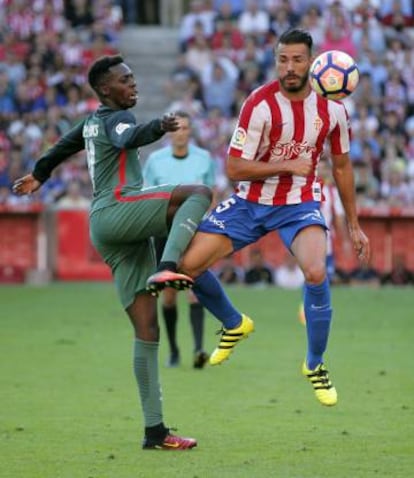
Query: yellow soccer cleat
302 361 338 406
209 315 254 365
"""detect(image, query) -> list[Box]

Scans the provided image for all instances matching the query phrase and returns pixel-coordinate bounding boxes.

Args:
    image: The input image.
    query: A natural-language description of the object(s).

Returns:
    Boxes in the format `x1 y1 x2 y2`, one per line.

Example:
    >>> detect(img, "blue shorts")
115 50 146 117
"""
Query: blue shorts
198 194 327 252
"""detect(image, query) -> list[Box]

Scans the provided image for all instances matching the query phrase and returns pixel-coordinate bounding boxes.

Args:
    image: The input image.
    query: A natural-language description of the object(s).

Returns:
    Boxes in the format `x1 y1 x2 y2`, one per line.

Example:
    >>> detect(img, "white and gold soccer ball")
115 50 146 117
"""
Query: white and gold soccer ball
309 50 360 100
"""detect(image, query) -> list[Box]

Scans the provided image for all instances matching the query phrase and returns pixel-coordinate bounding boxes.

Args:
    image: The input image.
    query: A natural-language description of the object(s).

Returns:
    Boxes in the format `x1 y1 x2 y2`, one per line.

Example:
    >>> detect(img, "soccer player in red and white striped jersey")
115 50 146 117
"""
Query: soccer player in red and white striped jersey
166 28 370 407
228 68 351 206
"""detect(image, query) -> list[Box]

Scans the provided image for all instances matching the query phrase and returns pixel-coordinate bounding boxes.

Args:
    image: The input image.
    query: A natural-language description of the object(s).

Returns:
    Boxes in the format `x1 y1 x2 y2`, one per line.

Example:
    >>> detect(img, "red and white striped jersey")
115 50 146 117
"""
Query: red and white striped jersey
228 80 351 205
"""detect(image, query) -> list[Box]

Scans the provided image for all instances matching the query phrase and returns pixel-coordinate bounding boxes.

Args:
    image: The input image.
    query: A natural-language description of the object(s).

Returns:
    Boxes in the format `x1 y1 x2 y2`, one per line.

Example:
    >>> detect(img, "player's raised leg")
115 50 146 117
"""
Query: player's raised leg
146 185 212 296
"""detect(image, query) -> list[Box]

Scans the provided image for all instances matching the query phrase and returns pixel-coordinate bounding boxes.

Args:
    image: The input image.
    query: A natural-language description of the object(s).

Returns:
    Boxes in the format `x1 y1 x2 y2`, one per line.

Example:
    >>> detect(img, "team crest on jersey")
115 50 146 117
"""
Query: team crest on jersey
230 127 247 150
313 116 323 132
115 122 131 135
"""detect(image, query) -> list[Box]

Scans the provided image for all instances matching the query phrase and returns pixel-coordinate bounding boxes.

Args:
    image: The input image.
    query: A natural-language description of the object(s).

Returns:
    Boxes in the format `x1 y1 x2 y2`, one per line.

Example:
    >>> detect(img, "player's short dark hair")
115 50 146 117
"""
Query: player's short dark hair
88 55 124 92
278 29 313 53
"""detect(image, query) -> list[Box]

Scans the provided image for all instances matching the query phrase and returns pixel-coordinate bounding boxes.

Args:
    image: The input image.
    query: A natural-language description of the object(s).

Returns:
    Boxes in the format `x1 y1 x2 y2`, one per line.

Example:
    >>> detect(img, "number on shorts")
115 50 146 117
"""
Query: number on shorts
216 197 236 213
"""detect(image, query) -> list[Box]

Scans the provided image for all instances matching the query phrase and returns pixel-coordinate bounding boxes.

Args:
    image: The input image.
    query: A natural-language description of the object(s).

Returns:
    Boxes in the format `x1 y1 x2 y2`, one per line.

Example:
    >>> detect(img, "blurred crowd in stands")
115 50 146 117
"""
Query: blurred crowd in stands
167 0 414 207
2 0 414 210
0 0 122 207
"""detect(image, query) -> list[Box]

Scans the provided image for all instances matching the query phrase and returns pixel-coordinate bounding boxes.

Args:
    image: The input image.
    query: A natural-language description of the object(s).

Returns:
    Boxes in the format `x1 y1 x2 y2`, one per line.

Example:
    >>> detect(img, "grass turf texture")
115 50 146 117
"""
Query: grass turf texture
1 283 413 478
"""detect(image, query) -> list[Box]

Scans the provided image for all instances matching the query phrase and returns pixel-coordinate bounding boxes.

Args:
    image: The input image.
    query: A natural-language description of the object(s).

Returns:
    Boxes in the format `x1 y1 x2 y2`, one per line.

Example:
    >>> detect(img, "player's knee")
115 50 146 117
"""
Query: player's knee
303 263 326 285
132 323 160 342
179 258 202 279
127 296 160 340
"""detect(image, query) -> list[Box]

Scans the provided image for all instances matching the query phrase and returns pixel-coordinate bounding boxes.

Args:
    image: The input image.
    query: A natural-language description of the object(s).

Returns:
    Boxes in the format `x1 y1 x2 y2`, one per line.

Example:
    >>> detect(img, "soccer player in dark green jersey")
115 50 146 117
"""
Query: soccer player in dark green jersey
13 55 212 450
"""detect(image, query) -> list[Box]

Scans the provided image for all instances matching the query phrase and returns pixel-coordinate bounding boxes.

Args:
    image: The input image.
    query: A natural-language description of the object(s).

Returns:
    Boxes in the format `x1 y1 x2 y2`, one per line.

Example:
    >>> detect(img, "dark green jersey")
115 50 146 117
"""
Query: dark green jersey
33 105 165 211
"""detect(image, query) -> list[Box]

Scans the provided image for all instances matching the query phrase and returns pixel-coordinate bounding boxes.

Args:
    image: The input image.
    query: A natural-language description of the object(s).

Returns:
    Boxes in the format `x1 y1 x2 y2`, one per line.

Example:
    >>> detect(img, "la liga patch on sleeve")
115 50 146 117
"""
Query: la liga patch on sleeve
115 122 131 135
230 127 247 150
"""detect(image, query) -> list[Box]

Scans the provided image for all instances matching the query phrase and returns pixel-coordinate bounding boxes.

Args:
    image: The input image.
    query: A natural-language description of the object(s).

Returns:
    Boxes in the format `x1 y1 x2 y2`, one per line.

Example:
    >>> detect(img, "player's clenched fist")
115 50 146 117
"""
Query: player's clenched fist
160 113 180 132
287 157 313 177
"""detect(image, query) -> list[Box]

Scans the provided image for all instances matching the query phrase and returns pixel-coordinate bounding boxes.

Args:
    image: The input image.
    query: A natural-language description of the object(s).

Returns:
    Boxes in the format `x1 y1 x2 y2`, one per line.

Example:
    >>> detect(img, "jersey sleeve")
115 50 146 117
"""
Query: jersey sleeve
32 120 85 183
228 94 265 160
105 110 165 149
328 102 351 155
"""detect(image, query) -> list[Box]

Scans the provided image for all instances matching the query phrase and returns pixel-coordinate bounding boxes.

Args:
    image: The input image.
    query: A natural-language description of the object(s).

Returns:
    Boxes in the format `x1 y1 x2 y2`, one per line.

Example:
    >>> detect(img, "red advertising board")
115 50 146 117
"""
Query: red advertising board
55 210 112 281
1 207 414 282
0 205 43 283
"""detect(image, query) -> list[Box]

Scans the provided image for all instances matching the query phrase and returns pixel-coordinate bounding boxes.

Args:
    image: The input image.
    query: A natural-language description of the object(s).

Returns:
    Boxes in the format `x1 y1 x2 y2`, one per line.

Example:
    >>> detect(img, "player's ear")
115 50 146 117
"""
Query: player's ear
99 83 110 97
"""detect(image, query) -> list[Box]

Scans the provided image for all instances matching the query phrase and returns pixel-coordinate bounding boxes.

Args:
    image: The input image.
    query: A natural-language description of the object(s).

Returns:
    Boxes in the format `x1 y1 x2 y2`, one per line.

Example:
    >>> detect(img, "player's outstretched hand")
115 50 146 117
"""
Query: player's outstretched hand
160 113 180 132
12 174 42 195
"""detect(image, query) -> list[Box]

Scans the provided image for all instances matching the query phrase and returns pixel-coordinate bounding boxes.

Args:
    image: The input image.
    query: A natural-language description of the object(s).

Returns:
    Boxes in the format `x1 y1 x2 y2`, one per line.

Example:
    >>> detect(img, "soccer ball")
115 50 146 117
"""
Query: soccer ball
309 50 359 100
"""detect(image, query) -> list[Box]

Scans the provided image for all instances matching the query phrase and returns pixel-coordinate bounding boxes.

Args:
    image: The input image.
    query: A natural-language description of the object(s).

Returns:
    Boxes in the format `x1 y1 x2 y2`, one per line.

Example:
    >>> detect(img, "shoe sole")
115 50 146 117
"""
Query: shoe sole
147 280 193 297
143 443 197 450
146 274 194 297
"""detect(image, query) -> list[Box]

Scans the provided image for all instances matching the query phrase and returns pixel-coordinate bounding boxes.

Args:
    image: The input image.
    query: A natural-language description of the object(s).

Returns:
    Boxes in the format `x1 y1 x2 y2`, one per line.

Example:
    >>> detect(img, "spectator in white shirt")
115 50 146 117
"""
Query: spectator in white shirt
238 0 270 44
179 0 215 51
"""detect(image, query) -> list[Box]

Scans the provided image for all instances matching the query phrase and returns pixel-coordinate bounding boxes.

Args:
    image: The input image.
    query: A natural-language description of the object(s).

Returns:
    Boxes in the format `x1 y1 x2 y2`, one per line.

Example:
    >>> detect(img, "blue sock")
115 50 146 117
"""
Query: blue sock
304 278 332 370
193 270 242 329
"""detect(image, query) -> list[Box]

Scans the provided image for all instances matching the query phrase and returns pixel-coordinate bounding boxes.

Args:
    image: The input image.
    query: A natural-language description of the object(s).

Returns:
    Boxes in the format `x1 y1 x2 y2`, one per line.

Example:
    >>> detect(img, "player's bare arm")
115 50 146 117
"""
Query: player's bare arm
331 152 370 263
226 155 313 181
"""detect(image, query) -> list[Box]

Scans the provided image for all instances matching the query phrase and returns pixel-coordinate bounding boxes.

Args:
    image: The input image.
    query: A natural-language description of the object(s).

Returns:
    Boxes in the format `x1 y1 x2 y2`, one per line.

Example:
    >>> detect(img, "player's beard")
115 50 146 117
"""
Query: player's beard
280 71 309 93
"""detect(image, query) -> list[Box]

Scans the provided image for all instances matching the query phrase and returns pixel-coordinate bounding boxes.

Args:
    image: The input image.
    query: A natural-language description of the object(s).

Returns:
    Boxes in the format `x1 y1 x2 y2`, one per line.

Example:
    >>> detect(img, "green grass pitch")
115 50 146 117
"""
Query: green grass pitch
1 283 413 478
